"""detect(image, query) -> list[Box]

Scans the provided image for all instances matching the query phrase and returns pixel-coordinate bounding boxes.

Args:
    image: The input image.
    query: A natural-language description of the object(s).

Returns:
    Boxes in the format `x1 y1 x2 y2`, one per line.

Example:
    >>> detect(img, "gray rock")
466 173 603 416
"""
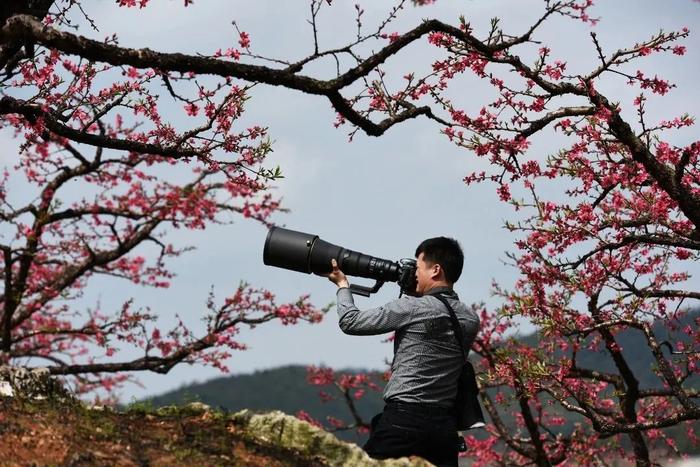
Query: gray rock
0 365 72 401
230 409 435 466
184 401 211 413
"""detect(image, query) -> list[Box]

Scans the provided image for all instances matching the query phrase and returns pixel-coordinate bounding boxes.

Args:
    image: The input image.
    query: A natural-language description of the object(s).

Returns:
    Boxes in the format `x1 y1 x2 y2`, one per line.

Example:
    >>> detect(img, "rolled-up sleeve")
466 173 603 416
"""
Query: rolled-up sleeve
336 288 416 335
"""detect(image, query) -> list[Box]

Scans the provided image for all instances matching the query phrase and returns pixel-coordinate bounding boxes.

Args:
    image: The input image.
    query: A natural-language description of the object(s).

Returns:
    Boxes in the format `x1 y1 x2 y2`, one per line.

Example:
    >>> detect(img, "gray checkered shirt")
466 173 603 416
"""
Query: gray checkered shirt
336 286 479 407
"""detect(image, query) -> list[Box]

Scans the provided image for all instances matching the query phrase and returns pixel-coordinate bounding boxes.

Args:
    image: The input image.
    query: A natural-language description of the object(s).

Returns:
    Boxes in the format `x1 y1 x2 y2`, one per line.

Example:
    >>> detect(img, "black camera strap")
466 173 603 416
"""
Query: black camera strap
431 293 467 362
432 292 485 433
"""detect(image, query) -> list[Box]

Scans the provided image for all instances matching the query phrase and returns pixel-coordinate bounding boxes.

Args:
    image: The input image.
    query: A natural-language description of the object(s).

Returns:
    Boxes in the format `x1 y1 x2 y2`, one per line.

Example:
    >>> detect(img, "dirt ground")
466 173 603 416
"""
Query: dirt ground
0 398 327 466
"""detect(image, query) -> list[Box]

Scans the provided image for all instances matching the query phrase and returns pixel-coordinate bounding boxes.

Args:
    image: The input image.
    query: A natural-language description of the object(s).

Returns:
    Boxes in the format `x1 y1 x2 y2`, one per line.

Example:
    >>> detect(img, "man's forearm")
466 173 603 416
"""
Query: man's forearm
336 287 364 334
335 289 413 335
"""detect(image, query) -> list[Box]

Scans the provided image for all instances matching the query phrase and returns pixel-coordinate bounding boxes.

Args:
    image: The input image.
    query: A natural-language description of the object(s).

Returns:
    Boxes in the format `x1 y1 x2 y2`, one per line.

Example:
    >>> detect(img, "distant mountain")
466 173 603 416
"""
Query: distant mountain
142 310 699 448
142 365 385 443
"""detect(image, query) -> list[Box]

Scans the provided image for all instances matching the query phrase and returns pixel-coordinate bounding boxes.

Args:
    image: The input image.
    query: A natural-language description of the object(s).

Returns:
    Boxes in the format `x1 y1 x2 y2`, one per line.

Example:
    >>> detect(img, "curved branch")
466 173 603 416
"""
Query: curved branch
45 313 280 376
566 233 700 269
520 105 595 138
590 93 700 230
0 95 200 158
0 14 582 137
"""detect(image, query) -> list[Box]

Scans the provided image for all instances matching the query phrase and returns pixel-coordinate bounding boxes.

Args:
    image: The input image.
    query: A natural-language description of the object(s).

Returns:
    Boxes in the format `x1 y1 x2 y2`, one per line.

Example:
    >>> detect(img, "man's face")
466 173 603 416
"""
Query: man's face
415 252 438 295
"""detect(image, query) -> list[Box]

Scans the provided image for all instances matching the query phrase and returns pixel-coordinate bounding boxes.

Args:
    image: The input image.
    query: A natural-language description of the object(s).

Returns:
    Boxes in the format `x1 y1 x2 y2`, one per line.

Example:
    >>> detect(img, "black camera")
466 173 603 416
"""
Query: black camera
263 227 417 297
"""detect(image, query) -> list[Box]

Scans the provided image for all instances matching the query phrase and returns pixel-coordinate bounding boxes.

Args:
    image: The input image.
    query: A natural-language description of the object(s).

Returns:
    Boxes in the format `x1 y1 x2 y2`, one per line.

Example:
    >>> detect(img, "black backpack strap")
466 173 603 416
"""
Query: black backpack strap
432 293 467 362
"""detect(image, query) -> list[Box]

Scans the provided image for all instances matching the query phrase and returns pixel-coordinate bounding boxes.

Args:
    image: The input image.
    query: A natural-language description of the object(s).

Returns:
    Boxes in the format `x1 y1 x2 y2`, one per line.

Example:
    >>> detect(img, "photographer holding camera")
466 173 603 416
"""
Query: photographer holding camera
326 237 480 467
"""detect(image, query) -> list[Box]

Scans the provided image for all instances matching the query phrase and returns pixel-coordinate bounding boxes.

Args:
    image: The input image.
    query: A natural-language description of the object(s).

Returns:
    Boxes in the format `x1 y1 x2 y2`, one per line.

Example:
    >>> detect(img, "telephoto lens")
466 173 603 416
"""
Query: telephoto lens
263 227 400 281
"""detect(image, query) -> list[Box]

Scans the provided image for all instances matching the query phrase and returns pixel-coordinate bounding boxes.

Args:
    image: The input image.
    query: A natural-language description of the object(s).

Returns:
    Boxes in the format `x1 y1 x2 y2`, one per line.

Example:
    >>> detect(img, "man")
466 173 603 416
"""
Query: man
326 237 480 467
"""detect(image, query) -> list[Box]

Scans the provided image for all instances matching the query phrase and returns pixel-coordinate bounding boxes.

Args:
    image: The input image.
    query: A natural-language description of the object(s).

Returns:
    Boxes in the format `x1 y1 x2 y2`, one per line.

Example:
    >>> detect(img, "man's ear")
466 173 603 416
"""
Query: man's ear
430 263 442 281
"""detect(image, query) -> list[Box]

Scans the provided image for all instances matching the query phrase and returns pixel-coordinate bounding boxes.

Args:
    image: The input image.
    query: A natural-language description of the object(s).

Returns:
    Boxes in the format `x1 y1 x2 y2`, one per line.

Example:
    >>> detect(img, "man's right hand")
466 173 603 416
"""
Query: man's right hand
326 259 350 289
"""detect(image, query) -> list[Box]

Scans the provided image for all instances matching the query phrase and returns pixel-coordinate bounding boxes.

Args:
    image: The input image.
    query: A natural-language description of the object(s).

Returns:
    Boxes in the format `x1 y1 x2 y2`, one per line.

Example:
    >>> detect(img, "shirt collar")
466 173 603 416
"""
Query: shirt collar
424 286 457 298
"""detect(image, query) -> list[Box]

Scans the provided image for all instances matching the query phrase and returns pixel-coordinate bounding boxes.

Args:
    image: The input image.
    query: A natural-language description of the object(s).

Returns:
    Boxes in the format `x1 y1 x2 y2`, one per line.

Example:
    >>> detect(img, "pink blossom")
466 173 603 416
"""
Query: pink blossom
238 31 251 49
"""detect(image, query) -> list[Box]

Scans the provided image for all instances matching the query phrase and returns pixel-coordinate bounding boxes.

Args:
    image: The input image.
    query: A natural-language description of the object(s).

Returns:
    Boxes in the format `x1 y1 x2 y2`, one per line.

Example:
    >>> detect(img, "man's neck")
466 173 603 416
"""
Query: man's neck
424 282 452 293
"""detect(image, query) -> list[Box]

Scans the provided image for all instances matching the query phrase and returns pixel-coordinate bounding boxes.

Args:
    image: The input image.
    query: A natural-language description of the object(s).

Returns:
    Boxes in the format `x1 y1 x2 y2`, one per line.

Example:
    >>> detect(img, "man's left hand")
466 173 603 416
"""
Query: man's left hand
326 259 349 288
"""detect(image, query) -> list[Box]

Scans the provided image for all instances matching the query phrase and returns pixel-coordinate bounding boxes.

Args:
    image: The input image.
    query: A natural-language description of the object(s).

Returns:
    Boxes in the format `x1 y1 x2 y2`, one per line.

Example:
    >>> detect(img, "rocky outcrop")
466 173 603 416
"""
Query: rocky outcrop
230 408 434 467
0 366 72 401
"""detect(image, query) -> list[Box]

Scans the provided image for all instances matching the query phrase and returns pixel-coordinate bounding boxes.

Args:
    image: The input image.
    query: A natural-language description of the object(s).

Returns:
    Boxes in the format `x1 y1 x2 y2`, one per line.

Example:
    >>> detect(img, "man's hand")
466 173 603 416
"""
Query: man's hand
327 259 349 289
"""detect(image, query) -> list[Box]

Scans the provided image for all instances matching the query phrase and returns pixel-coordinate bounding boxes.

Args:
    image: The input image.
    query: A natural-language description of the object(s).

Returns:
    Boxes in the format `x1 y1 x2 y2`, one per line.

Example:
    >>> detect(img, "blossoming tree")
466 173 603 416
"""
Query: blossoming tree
1 0 698 465
0 1 323 395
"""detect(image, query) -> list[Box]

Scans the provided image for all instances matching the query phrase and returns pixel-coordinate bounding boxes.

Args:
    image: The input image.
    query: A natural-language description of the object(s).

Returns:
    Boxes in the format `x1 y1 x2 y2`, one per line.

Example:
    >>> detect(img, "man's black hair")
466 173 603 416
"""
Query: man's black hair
415 237 464 284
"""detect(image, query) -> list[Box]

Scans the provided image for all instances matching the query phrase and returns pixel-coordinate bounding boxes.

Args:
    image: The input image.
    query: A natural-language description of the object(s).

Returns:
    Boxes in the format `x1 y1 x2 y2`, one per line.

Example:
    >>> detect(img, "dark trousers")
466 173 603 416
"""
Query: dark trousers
363 401 458 467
